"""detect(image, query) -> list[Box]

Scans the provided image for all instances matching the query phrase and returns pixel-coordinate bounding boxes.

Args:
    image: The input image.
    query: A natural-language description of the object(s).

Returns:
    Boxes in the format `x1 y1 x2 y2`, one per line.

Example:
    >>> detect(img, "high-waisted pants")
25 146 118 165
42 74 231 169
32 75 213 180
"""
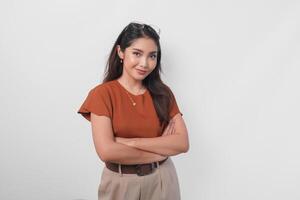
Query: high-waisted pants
98 157 181 200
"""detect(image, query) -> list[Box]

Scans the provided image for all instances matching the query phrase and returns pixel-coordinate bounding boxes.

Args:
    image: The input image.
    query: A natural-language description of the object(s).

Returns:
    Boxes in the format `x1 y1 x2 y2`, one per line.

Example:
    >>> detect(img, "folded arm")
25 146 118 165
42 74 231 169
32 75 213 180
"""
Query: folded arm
90 113 167 165
102 141 168 165
116 113 190 156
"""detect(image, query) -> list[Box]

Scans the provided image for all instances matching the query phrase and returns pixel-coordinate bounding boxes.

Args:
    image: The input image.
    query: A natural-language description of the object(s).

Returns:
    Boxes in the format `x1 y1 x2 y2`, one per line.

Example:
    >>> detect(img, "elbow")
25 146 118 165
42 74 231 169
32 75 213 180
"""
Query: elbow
181 143 189 153
180 136 190 153
96 146 112 162
96 150 108 162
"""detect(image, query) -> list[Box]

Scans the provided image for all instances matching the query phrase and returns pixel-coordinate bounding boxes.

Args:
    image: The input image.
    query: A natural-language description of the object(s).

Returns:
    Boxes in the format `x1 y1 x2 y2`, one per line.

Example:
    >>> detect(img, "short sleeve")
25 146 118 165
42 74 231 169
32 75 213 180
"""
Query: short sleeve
77 86 112 122
169 90 183 119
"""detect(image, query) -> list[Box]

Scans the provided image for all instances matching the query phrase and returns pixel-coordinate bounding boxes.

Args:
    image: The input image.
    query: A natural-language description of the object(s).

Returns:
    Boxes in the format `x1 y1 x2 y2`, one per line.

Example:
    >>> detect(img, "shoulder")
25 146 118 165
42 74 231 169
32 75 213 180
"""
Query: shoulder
89 80 116 96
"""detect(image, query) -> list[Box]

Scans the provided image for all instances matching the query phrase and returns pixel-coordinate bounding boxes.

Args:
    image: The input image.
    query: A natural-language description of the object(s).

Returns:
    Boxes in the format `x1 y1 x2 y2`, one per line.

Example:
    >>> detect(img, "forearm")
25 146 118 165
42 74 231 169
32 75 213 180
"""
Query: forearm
113 116 189 157
133 134 188 156
102 141 167 165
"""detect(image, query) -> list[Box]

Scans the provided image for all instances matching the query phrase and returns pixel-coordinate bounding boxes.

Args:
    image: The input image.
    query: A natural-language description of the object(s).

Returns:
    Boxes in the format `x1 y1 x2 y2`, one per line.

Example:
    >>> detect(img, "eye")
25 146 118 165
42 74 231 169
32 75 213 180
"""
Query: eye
133 52 141 56
150 54 157 59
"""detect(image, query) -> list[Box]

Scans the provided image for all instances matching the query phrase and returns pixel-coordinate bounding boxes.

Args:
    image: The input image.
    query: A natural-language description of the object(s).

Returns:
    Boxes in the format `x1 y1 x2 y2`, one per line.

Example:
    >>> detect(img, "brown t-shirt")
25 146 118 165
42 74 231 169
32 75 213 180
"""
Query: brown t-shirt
77 79 182 138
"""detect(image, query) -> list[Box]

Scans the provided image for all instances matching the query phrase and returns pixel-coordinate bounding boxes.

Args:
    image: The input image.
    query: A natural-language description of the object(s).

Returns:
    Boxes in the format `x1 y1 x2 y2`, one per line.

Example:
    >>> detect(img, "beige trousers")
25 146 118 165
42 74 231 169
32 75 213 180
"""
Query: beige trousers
98 157 181 200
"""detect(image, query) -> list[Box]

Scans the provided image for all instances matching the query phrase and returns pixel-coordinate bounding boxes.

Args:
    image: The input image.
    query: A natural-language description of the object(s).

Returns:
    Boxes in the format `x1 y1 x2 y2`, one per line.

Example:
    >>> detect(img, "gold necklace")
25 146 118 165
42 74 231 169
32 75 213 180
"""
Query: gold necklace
125 87 143 106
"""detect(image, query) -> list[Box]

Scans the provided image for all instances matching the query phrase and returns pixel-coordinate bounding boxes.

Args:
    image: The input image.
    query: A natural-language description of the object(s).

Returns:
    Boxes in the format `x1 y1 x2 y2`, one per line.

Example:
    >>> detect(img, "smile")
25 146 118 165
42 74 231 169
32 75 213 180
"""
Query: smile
136 69 147 74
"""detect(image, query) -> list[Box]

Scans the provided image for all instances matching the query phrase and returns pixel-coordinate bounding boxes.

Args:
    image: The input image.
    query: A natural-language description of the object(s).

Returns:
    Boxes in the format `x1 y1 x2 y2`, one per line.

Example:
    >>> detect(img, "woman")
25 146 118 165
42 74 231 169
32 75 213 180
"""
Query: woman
77 22 189 200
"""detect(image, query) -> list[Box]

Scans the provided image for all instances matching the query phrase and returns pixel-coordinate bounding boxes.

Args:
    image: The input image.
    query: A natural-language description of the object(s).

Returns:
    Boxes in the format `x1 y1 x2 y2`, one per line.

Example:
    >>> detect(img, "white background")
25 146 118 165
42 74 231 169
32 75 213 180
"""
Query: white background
1 0 300 199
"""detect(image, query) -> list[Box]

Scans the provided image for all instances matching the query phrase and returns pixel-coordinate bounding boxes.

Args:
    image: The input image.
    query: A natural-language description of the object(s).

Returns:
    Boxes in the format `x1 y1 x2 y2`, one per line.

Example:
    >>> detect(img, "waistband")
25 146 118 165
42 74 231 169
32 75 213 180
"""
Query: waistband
105 157 169 176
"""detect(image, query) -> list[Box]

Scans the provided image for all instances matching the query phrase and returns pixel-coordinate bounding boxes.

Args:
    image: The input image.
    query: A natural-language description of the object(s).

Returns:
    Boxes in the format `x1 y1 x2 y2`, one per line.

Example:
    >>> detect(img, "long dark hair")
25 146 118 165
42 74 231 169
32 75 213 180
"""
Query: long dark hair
102 22 174 130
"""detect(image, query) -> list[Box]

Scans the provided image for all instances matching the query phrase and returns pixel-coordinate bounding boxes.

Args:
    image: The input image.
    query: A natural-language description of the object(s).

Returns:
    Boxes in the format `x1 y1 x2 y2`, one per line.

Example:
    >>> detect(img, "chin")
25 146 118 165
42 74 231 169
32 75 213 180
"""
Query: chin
135 77 146 81
133 73 147 79
132 75 146 81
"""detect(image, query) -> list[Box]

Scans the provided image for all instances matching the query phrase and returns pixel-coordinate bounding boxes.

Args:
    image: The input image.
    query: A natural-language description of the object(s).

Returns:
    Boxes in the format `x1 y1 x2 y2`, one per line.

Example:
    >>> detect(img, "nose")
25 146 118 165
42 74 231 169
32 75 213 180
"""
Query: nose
140 57 148 68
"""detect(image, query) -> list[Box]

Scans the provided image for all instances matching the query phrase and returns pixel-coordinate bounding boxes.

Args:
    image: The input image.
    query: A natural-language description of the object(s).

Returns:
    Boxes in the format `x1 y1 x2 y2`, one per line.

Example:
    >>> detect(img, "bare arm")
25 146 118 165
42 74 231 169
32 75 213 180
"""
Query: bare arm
90 113 167 165
102 142 167 165
116 113 190 156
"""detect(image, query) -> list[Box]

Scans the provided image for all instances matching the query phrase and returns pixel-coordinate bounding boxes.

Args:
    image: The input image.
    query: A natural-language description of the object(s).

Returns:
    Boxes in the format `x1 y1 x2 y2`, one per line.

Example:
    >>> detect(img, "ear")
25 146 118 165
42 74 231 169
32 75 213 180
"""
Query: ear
116 45 124 60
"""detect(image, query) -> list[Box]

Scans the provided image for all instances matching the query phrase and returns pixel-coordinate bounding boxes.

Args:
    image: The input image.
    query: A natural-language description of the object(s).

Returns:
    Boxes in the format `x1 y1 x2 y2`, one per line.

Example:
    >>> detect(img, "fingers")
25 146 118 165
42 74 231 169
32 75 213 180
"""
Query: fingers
162 122 170 136
167 121 173 135
169 120 175 135
162 120 175 136
171 125 175 135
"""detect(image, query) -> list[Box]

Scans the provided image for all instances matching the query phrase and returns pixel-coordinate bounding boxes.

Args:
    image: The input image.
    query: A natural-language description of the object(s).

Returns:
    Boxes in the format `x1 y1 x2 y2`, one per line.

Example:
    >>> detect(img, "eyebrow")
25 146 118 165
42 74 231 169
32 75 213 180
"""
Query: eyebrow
131 48 157 54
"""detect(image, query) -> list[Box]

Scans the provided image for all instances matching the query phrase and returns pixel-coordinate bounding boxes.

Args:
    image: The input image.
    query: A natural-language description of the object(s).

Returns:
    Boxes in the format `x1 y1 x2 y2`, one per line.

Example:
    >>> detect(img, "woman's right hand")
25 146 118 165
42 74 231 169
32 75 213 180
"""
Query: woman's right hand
162 119 175 137
156 120 175 161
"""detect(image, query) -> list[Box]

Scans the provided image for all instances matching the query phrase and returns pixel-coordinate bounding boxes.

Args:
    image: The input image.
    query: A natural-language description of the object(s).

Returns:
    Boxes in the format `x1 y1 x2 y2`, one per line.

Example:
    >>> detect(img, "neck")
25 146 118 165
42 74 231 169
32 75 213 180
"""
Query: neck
117 76 144 92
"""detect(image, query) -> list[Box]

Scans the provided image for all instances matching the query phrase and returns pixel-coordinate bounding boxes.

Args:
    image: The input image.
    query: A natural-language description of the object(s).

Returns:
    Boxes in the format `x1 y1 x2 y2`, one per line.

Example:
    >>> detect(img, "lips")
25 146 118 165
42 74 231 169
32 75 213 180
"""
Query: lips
136 69 147 74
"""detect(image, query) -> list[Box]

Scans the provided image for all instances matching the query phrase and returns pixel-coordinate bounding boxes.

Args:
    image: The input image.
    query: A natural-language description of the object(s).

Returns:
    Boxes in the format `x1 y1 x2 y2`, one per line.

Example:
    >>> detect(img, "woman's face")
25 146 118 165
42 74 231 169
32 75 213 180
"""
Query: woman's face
117 37 158 81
